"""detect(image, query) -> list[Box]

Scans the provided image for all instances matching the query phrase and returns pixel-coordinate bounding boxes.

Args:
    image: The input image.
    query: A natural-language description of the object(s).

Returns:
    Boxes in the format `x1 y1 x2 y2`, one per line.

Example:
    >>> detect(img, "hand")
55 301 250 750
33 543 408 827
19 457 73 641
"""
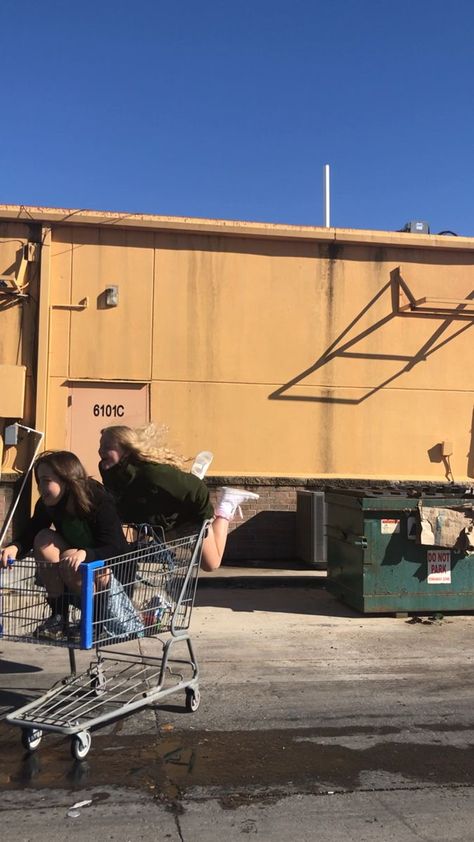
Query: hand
59 549 87 573
0 545 18 569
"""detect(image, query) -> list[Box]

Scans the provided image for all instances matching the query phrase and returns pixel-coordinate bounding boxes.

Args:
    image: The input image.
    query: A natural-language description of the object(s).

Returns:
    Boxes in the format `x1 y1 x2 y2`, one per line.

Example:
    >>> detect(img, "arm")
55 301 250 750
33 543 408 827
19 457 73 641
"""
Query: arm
2 499 53 562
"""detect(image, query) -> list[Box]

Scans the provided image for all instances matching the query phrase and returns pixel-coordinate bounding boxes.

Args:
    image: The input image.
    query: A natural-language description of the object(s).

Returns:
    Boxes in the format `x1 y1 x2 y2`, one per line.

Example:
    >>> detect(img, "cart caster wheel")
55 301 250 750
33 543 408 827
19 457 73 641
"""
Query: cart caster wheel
185 687 201 712
71 731 91 761
21 728 43 752
91 671 107 696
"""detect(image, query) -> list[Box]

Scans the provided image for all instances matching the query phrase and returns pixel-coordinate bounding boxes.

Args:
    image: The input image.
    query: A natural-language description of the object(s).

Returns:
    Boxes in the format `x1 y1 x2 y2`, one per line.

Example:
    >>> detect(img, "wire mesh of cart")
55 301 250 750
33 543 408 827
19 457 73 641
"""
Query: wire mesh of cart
1 520 209 760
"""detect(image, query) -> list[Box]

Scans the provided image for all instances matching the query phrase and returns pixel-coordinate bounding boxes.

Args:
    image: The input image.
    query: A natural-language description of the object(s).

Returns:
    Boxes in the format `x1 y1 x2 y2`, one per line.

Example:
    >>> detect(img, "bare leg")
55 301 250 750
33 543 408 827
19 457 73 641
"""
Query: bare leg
34 528 70 597
200 487 260 572
201 518 230 571
34 529 109 595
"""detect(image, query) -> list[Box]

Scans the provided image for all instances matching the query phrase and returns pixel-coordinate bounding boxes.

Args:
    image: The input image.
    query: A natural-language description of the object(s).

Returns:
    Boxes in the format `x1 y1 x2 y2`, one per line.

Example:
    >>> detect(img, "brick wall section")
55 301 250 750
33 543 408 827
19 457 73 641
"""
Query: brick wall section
1 473 306 560
207 478 309 561
4 473 463 563
0 472 305 561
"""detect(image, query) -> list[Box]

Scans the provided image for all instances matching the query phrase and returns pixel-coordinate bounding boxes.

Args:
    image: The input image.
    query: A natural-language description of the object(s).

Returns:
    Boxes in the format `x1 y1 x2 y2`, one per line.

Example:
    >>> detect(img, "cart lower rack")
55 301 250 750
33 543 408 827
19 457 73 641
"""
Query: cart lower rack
1 521 208 759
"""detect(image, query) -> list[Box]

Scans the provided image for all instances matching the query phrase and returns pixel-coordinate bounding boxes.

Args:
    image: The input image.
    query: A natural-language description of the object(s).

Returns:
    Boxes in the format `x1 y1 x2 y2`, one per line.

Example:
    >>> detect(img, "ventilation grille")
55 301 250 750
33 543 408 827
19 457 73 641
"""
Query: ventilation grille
296 491 327 568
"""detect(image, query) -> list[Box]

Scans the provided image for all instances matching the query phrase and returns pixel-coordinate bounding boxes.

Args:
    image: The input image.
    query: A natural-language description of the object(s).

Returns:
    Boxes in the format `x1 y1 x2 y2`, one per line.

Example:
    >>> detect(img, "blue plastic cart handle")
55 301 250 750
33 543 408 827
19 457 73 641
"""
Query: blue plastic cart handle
80 560 105 649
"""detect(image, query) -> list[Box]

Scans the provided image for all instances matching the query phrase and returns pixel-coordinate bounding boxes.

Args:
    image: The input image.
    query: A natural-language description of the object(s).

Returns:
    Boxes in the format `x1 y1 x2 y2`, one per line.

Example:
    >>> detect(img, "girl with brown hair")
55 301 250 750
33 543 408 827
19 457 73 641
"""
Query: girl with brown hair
0 450 128 639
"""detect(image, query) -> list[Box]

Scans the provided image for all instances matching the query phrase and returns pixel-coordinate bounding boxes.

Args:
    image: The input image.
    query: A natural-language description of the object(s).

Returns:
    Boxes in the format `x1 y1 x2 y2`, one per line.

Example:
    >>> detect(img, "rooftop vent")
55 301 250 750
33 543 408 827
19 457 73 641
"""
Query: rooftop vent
400 220 430 234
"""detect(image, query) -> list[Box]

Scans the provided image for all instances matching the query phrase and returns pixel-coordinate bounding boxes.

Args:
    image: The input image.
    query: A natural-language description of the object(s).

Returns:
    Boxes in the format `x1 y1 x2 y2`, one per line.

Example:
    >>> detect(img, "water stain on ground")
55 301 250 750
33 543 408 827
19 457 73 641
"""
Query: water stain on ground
1 721 473 804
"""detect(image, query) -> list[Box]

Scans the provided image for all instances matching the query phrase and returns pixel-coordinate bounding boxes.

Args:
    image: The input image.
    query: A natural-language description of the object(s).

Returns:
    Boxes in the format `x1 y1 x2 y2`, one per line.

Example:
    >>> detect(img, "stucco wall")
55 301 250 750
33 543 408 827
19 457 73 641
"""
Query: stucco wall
46 227 474 481
1 209 473 483
0 222 40 473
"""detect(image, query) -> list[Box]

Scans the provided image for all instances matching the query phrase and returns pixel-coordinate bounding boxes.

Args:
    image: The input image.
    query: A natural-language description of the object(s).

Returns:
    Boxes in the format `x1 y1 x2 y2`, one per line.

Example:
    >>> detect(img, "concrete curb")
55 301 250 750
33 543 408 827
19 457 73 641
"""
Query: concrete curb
198 573 327 588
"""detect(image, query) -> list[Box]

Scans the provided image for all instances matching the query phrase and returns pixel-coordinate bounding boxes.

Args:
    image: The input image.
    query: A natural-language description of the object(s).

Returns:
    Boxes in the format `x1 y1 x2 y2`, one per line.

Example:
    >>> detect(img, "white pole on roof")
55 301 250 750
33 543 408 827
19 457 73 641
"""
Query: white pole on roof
323 164 331 228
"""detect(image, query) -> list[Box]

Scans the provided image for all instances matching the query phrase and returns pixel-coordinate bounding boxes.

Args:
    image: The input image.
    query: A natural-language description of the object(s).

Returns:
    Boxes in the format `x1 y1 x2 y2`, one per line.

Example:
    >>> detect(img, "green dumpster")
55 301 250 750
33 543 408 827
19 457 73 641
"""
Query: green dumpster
326 486 474 614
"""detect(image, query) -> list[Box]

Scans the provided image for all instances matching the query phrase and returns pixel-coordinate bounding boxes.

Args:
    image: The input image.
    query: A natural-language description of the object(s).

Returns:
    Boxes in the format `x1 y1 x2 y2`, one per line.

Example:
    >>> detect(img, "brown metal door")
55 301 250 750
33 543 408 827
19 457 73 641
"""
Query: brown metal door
68 382 149 478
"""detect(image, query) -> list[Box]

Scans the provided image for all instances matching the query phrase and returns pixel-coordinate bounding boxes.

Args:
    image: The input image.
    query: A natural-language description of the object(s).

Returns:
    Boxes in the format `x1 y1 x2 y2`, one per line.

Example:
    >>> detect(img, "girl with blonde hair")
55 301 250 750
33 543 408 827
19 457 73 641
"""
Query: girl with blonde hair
98 424 258 571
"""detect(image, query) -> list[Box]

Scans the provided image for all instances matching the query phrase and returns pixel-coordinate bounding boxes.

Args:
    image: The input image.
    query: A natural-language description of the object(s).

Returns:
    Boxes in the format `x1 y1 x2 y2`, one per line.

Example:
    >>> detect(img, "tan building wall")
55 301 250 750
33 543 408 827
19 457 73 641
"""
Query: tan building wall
0 206 473 483
0 220 40 472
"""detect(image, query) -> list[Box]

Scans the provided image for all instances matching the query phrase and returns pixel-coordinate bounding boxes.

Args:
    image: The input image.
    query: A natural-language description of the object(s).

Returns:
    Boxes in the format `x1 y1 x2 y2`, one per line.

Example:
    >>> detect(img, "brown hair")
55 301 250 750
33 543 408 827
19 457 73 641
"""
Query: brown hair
34 451 96 516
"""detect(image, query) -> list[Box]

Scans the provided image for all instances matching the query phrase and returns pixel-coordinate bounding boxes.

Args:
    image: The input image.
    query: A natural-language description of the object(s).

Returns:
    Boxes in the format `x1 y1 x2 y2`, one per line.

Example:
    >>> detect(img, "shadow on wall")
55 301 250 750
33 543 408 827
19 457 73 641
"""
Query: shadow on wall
468 407 474 479
225 511 296 561
269 269 474 406
427 443 454 482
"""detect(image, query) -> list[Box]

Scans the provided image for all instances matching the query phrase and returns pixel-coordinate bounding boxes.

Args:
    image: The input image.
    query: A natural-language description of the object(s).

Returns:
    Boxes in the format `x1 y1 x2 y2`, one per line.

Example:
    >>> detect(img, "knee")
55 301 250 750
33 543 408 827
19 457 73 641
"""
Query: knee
34 528 60 556
200 548 222 572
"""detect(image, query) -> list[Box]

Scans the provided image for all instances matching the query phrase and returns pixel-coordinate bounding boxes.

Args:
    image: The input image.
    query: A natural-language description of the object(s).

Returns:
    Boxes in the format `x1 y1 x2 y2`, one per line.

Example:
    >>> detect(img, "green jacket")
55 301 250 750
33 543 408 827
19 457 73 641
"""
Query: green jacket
12 482 128 562
99 457 214 534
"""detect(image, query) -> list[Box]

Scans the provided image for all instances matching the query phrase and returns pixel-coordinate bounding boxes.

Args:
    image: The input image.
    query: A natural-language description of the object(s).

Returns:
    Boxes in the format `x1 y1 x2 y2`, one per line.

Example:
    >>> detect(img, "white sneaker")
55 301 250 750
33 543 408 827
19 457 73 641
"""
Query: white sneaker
190 451 214 479
214 487 259 521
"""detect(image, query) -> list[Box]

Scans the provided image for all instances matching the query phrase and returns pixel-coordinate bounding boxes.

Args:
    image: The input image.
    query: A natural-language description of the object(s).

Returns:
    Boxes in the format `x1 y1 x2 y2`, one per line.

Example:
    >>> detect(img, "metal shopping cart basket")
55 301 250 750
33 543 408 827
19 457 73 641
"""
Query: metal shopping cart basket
0 520 209 760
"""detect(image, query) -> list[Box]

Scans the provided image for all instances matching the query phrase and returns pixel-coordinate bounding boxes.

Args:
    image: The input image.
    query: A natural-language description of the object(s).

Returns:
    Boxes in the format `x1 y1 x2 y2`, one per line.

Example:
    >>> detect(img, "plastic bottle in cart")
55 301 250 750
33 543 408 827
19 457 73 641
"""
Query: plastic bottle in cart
143 595 170 629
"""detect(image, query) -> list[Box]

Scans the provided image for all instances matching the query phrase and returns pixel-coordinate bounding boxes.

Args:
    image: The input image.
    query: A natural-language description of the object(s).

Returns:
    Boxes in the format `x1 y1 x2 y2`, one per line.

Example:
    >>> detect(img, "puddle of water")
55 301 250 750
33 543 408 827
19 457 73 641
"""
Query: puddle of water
1 722 473 801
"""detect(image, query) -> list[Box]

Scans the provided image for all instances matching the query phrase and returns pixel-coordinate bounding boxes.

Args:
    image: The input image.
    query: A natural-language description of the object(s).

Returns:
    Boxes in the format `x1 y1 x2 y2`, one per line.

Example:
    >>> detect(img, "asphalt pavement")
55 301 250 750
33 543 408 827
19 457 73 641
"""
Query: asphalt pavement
1 574 474 841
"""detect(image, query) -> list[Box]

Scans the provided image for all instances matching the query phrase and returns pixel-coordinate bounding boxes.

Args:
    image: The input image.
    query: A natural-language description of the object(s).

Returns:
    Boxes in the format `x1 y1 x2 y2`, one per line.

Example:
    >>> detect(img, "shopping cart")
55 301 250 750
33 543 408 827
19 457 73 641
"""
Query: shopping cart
0 520 209 760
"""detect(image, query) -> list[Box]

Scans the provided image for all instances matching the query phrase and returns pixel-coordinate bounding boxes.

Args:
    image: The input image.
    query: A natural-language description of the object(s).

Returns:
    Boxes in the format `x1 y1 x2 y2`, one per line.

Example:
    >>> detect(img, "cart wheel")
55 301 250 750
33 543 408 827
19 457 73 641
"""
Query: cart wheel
21 728 43 752
71 731 91 761
185 687 201 712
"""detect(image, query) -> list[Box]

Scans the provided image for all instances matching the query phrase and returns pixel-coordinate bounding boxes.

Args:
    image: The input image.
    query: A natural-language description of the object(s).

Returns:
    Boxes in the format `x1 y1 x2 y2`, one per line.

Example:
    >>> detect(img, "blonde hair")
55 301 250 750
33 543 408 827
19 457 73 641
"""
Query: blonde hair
101 423 187 469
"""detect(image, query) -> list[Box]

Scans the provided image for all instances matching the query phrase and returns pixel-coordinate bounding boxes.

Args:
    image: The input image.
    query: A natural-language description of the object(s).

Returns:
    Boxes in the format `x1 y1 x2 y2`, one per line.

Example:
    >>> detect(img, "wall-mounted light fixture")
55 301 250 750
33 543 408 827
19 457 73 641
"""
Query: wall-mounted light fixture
105 285 119 307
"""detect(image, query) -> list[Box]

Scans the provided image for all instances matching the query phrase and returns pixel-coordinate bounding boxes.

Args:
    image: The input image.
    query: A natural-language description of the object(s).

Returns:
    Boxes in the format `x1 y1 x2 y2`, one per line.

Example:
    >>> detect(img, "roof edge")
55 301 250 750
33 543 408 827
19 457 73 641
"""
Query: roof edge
0 204 472 250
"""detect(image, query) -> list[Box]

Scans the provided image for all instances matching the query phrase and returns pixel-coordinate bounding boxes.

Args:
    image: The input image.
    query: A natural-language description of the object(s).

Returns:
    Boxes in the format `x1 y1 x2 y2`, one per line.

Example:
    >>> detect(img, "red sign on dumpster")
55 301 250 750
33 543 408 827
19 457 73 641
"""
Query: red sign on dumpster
427 550 451 584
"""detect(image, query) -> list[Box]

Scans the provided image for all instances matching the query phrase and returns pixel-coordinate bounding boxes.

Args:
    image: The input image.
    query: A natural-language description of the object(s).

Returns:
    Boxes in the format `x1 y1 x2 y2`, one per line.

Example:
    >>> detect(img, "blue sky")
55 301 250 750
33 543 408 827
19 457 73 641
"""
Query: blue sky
1 0 473 234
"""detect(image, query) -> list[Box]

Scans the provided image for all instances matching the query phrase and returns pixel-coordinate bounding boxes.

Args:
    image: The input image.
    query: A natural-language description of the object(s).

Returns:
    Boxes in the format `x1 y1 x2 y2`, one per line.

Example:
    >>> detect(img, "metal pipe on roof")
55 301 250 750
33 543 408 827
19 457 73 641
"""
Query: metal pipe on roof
323 164 330 228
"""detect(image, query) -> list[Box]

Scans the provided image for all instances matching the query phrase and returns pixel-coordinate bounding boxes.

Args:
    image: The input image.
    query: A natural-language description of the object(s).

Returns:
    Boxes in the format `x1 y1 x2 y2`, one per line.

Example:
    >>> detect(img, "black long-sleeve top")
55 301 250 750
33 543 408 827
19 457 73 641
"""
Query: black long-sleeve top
11 482 128 562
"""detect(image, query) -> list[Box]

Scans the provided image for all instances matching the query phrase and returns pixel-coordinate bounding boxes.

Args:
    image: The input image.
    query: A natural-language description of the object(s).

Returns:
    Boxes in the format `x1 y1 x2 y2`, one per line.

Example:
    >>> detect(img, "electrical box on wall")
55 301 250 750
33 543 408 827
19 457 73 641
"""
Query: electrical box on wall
0 365 26 417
